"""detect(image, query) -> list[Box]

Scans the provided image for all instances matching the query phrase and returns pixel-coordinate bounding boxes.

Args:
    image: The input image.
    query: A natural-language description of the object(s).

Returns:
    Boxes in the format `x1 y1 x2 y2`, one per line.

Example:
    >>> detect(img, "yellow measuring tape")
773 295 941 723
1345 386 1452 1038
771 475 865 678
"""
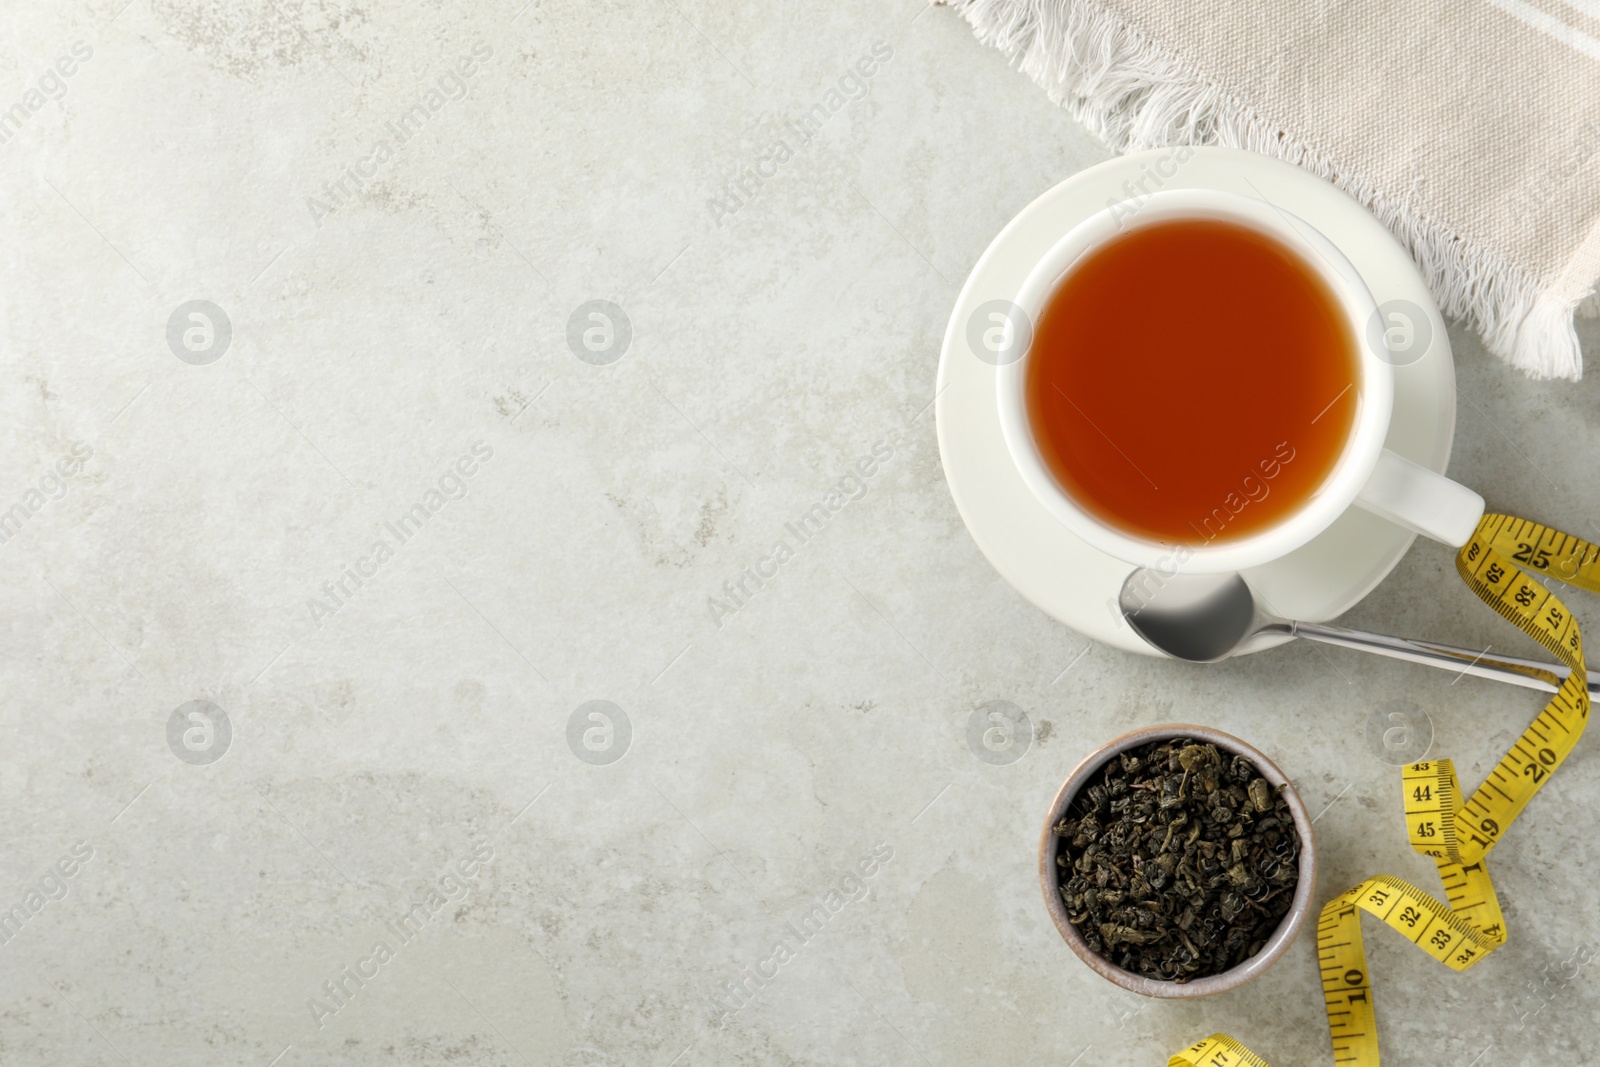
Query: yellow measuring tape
1169 514 1593 1067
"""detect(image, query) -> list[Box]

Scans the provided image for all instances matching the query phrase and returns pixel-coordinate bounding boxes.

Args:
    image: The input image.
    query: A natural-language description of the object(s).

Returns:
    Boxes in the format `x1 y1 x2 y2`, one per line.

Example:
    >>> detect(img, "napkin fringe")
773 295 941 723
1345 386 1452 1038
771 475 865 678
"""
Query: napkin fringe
948 0 1594 379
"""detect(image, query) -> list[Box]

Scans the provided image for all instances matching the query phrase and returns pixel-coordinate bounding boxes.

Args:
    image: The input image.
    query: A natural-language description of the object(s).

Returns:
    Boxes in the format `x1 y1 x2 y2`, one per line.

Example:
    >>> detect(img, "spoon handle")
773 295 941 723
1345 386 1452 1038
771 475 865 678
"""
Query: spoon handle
1290 621 1599 695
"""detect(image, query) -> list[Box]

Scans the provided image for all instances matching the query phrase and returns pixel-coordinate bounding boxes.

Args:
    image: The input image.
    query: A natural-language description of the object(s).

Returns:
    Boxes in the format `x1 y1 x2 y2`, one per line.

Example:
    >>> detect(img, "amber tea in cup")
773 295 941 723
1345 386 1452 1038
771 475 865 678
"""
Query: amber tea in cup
1022 217 1361 547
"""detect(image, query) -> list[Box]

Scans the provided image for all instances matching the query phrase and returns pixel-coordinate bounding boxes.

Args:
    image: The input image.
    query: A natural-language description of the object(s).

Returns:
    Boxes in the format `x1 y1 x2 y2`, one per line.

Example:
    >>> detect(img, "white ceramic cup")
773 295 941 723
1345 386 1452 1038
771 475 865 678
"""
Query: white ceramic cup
995 188 1484 574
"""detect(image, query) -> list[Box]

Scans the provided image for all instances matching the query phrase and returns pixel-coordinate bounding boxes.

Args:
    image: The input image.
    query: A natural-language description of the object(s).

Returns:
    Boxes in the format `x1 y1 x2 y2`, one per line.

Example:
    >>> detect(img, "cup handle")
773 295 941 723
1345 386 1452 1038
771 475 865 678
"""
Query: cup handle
1353 449 1485 547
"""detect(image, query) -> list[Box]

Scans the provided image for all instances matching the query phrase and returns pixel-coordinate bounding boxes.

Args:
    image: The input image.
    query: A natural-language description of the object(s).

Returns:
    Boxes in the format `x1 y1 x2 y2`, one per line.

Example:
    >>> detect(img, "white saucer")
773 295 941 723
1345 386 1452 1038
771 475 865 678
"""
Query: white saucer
936 147 1456 656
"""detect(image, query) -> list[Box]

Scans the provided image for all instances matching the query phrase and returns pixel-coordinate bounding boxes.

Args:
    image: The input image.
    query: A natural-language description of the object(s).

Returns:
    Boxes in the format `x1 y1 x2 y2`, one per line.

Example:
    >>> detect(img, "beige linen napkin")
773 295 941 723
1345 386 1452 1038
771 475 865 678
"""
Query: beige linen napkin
948 0 1600 379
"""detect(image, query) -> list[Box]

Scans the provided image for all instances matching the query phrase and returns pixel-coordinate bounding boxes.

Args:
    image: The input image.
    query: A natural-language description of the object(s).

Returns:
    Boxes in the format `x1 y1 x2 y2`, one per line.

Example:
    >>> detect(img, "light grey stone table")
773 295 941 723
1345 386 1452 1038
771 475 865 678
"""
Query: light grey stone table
2 1 1597 1064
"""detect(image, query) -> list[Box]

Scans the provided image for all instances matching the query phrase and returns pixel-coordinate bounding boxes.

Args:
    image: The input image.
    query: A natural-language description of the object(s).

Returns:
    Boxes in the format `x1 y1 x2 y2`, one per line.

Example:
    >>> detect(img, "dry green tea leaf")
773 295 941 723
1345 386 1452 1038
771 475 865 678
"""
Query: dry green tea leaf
1054 738 1300 981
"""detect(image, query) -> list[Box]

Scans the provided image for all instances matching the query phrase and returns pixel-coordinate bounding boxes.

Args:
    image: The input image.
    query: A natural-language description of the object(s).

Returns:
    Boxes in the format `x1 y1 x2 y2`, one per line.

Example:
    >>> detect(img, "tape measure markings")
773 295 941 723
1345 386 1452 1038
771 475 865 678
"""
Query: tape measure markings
1169 513 1591 1067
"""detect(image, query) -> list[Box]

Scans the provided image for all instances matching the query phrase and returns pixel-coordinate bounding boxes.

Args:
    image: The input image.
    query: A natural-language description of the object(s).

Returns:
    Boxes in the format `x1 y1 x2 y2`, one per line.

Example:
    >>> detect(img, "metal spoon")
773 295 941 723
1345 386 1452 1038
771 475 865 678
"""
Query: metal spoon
1118 568 1600 695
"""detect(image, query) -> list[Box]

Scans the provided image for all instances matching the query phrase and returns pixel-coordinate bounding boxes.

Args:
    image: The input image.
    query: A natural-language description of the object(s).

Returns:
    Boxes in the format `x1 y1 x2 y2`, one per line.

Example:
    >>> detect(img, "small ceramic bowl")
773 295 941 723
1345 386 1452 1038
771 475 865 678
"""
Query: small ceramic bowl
1039 723 1317 997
